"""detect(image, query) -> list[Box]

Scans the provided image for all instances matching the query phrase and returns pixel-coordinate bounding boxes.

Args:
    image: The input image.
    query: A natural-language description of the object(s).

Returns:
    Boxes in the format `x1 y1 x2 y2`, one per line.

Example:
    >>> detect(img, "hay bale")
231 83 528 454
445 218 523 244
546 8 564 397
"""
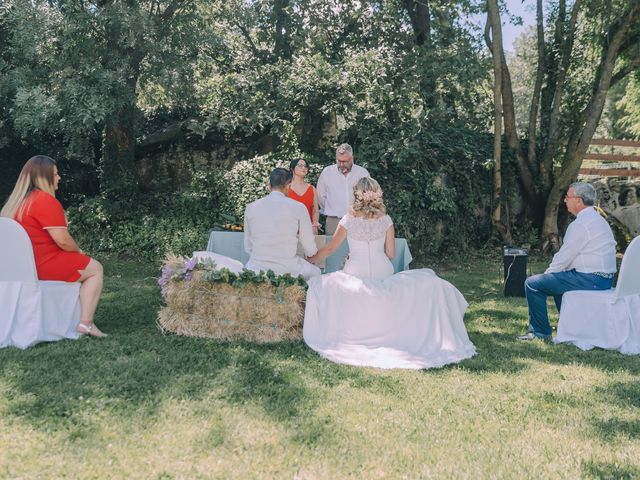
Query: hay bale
157 271 306 342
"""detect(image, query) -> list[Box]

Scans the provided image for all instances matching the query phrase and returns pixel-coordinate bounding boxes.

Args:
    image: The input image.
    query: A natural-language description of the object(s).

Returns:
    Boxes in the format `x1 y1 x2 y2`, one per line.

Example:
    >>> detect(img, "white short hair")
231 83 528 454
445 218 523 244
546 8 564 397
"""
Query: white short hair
570 182 596 206
336 143 353 156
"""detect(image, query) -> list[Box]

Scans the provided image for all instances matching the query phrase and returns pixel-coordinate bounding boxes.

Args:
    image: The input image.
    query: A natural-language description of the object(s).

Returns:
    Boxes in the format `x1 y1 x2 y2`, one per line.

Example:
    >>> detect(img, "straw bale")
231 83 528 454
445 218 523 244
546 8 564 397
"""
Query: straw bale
157 272 306 342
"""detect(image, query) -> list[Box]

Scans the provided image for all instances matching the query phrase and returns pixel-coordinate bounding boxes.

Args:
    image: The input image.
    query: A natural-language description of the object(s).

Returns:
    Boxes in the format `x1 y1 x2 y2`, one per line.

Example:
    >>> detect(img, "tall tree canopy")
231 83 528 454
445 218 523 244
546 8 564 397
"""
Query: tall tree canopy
486 0 640 249
1 0 639 252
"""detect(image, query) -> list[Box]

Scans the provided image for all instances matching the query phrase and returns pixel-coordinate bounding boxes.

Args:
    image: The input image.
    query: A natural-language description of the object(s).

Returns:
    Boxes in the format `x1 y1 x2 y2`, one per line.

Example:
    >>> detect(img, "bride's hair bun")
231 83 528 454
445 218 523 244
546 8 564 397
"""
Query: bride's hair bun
351 177 386 218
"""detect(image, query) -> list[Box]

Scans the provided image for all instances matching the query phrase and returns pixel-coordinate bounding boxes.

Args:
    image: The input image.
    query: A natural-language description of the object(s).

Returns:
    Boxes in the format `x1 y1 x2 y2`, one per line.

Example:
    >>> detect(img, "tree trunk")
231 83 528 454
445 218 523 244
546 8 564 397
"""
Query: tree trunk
540 186 564 253
539 0 565 154
98 1 185 199
486 0 512 243
539 0 581 192
404 0 431 46
526 0 545 177
101 99 139 197
100 51 143 198
499 51 538 203
484 17 537 207
540 0 640 250
404 0 436 108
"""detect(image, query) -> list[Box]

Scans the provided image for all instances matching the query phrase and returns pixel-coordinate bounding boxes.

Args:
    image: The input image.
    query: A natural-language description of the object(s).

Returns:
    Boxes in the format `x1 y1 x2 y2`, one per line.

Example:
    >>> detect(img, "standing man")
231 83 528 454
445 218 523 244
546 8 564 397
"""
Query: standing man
316 143 370 234
244 168 321 280
518 182 617 341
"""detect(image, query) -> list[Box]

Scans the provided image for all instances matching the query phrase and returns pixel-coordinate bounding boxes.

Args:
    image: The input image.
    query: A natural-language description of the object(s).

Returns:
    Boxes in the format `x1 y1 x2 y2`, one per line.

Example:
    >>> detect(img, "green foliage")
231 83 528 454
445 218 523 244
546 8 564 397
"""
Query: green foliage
616 75 640 139
203 267 308 290
63 120 496 262
161 255 307 293
66 170 227 260
63 151 323 261
1 0 209 165
353 119 496 259
218 153 323 219
211 120 498 260
216 155 282 219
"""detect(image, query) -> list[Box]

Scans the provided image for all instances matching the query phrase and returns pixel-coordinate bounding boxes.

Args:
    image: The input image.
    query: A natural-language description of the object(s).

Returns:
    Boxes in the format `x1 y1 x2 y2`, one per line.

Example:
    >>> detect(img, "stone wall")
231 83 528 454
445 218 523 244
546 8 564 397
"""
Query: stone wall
135 142 258 192
135 116 338 192
592 178 640 239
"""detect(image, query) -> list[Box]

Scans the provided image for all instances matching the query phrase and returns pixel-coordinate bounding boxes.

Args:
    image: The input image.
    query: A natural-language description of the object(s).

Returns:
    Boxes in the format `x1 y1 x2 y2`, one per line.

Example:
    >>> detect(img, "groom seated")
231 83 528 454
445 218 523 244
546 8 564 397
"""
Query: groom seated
243 168 321 280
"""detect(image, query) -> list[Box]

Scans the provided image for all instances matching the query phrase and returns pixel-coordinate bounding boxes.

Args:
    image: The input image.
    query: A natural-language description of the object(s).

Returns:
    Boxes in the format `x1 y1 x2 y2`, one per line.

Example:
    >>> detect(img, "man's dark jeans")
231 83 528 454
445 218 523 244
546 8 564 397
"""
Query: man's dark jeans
525 270 613 338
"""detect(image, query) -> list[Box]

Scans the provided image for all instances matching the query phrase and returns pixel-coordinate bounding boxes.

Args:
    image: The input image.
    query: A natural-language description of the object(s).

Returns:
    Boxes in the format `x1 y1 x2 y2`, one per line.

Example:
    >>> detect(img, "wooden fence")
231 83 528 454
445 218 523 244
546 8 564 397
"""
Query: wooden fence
579 138 640 178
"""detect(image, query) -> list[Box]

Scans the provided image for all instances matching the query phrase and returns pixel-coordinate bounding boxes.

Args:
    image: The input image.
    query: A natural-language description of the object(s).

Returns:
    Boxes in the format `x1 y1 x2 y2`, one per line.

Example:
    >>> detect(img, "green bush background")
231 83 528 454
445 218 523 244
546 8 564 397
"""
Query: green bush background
65 123 510 263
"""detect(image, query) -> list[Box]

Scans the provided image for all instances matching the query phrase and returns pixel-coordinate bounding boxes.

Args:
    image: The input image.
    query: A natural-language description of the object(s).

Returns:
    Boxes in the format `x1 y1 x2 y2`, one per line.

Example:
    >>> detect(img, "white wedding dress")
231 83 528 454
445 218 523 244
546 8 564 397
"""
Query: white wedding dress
303 214 476 369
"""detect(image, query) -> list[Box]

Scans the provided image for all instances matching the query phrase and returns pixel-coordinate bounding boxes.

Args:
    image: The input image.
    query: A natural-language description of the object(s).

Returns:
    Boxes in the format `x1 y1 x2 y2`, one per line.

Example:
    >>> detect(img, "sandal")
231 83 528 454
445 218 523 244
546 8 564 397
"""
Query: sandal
77 322 107 338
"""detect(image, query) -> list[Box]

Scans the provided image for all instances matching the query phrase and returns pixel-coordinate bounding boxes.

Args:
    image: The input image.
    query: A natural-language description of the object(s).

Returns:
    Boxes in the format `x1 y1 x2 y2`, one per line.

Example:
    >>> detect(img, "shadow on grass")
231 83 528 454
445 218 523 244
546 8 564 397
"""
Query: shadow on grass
585 379 640 444
591 417 640 442
0 268 396 449
1 337 343 445
456 330 640 376
581 459 640 479
2 257 640 449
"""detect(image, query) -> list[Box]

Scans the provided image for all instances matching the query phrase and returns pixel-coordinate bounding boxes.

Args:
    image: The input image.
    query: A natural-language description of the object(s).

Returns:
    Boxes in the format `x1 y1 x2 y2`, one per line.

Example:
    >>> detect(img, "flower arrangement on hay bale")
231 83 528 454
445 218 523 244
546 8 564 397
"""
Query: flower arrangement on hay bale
157 254 308 342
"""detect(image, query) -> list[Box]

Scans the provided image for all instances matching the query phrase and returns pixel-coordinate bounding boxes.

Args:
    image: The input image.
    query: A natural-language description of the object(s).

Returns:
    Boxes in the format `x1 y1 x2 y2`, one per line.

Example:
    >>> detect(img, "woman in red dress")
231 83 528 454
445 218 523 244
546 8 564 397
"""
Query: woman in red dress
288 158 321 234
1 155 106 337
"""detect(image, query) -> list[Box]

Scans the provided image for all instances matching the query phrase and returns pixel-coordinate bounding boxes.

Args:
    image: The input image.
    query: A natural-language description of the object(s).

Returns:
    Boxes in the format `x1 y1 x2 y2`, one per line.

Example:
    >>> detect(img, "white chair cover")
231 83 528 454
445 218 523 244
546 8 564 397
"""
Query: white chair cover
0 218 81 349
555 235 640 353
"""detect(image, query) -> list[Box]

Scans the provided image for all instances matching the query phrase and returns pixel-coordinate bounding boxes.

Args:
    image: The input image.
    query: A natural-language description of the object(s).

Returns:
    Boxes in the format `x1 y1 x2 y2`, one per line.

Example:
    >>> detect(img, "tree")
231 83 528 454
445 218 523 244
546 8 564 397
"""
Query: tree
485 0 512 242
615 76 640 138
3 0 209 197
485 0 640 250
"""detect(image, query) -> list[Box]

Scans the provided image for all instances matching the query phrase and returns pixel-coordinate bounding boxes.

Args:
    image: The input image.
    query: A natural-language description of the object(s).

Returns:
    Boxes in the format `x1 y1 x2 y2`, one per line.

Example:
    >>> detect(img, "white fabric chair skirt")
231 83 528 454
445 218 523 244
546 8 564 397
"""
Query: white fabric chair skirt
555 289 640 354
0 280 81 349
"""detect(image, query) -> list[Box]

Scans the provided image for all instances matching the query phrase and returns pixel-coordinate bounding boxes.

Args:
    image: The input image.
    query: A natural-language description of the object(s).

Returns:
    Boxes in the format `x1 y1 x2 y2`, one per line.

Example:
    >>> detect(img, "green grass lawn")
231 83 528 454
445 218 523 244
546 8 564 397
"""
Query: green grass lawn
1 256 639 479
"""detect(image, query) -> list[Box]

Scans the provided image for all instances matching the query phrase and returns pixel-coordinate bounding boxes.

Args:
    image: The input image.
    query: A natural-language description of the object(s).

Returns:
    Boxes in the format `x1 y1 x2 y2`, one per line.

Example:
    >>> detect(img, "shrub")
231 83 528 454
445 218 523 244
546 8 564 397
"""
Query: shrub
65 122 503 263
217 153 323 219
349 120 497 260
67 170 226 261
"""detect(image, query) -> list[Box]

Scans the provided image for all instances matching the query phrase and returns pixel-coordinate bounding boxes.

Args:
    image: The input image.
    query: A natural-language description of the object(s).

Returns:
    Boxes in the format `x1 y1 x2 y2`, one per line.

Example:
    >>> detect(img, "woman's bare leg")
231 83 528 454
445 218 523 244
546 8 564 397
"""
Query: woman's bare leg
76 258 105 336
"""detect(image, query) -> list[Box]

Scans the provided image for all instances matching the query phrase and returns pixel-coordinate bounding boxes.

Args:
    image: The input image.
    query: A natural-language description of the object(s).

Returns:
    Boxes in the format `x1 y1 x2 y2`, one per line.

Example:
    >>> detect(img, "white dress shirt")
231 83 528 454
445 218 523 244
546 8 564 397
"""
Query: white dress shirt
316 164 370 217
243 191 320 279
545 207 617 274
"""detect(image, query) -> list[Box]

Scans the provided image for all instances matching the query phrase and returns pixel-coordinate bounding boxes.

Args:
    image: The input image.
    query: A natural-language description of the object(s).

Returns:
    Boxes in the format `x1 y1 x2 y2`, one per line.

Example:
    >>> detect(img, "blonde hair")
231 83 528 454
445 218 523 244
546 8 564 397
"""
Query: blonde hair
350 177 386 219
1 155 57 220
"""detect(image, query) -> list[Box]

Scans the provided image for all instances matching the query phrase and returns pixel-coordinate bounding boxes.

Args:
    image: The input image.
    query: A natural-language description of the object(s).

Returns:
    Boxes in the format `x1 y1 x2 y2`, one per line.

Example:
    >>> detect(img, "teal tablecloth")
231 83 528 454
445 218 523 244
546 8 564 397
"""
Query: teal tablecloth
206 231 413 273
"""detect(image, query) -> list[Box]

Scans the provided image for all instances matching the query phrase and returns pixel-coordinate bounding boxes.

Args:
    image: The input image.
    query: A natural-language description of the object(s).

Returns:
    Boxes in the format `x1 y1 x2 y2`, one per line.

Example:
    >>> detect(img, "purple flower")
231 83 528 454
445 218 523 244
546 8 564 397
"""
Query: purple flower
158 264 174 293
183 257 198 272
182 257 198 282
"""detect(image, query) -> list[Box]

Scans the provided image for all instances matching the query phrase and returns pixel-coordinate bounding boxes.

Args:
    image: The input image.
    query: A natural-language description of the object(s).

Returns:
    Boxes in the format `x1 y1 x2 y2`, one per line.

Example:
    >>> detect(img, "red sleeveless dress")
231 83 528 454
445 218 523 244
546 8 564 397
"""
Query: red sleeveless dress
288 184 314 220
16 189 91 282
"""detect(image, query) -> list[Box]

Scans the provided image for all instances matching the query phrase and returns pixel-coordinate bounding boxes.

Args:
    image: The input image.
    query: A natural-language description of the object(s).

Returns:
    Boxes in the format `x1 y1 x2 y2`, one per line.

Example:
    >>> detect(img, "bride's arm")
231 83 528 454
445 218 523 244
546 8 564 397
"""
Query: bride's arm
307 225 347 264
385 225 395 260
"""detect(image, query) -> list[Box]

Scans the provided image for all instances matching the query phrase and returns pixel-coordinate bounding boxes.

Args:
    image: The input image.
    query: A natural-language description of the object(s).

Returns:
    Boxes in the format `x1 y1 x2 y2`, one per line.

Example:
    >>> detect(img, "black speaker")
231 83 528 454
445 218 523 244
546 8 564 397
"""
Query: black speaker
503 246 528 297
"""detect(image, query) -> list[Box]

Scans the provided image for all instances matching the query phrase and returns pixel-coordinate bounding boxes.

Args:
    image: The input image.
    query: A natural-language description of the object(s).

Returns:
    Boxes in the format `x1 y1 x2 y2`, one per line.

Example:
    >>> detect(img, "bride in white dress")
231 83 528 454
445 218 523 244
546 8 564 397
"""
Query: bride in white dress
304 177 476 369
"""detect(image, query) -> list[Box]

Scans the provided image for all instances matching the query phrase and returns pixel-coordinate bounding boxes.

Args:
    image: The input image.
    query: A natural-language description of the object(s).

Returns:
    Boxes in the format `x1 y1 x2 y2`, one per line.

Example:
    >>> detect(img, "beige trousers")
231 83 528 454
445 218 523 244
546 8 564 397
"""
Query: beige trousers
324 216 341 235
296 235 327 270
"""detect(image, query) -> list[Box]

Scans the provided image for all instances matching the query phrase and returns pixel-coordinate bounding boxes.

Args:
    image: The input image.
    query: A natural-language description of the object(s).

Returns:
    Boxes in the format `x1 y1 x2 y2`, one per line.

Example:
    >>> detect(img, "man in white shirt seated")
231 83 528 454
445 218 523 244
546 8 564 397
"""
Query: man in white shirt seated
244 168 321 280
316 143 369 234
518 182 617 341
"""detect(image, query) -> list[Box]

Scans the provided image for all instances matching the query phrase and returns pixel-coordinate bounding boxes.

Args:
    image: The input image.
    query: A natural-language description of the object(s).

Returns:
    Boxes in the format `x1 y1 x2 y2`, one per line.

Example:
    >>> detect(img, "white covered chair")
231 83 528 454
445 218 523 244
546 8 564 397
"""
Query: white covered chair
555 235 640 353
0 217 81 349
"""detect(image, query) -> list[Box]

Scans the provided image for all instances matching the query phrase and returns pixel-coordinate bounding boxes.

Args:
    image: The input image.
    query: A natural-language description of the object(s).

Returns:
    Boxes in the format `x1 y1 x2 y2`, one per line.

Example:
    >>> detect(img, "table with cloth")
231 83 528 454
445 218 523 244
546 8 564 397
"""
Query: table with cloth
206 230 413 274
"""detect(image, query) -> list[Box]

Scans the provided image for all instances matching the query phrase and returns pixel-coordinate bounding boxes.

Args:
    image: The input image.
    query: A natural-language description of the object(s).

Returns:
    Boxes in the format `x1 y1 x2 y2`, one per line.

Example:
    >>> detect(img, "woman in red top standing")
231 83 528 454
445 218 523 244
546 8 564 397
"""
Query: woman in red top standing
1 156 106 337
288 158 321 234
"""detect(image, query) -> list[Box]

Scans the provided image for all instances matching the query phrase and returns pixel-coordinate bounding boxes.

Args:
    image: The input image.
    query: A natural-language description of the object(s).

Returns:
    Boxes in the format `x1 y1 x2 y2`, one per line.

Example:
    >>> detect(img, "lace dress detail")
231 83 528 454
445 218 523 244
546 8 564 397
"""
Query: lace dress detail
338 214 393 241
